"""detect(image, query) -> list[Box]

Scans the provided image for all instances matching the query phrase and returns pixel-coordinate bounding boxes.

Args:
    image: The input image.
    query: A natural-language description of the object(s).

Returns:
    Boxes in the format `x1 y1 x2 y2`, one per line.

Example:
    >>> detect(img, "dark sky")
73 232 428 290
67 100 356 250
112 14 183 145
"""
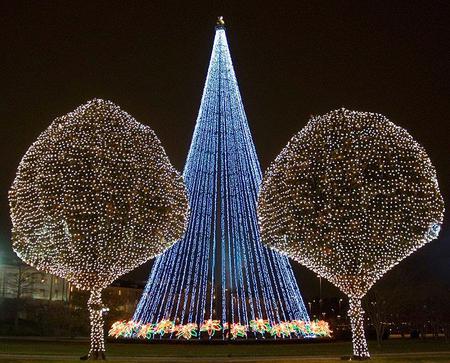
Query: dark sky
1 1 449 300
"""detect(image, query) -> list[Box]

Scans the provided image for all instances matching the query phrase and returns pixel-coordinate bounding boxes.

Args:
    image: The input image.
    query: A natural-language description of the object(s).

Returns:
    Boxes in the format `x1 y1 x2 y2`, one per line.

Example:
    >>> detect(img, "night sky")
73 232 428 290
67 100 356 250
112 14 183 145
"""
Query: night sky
1 1 449 299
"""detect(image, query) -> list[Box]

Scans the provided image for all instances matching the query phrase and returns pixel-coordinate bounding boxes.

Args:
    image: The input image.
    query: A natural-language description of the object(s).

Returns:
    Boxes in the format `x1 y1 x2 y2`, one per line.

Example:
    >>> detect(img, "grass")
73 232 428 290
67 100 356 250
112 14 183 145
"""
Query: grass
1 359 449 363
0 338 448 362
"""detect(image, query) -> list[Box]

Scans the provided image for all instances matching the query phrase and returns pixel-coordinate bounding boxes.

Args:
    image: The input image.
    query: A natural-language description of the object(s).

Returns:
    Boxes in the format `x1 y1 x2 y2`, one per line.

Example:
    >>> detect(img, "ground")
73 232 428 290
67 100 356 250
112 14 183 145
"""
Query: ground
0 338 448 362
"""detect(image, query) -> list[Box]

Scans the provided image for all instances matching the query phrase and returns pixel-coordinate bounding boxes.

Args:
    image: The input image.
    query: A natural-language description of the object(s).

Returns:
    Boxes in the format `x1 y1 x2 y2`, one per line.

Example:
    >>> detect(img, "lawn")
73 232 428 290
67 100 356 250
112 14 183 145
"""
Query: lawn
0 338 448 362
1 359 449 363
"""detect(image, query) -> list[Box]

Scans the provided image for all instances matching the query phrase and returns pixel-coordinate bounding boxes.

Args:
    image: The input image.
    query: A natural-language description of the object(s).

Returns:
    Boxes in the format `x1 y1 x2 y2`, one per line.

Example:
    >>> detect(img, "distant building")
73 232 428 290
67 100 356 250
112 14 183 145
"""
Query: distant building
103 280 145 319
0 259 144 313
0 261 70 301
0 255 145 336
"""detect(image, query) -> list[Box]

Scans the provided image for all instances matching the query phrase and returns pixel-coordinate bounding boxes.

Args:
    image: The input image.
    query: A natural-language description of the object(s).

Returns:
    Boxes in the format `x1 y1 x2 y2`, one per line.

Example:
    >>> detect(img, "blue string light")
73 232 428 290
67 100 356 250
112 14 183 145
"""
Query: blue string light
132 24 310 338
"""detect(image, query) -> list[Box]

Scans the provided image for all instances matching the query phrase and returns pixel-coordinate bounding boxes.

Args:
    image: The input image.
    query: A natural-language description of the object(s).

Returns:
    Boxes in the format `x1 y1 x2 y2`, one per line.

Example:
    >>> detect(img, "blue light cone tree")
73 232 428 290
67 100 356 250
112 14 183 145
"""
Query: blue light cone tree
115 22 318 340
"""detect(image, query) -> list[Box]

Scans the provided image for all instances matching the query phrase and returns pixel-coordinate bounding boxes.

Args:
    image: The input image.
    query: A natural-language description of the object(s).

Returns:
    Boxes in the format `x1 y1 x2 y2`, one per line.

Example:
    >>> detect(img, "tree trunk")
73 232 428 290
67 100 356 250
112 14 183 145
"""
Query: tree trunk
49 275 53 301
375 324 381 347
375 321 385 347
86 289 106 360
349 296 370 360
14 265 23 332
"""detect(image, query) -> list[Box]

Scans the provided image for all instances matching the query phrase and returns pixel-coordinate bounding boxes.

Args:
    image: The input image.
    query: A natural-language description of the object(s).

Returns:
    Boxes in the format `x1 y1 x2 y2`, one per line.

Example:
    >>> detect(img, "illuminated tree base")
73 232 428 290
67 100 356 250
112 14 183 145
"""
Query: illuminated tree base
349 297 370 359
86 290 106 360
109 319 331 340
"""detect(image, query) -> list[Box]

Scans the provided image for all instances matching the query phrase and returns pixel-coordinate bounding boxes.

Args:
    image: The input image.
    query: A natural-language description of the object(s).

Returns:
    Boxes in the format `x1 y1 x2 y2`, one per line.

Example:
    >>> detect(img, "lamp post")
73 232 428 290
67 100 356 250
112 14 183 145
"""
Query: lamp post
318 275 322 315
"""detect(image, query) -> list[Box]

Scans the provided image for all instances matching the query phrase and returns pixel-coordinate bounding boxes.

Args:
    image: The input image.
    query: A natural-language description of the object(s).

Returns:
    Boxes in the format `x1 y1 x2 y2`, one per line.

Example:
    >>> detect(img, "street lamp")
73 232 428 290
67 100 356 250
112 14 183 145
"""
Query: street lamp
318 275 322 315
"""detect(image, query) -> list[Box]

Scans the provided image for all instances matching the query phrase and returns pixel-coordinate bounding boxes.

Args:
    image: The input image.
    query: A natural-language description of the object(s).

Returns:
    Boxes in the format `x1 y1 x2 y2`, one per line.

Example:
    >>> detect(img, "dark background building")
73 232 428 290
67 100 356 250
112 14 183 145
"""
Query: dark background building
0 252 144 337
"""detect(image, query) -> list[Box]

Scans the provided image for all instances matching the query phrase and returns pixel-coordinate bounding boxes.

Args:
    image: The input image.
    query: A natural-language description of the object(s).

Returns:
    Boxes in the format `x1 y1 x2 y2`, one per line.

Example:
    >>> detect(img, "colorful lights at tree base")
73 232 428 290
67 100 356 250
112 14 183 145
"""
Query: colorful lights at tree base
109 319 331 340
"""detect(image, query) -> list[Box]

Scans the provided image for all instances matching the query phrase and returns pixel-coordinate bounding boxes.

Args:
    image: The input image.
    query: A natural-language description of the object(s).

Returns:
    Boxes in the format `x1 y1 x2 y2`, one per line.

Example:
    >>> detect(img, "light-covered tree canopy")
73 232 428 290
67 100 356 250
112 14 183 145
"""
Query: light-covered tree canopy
258 108 443 298
9 98 189 290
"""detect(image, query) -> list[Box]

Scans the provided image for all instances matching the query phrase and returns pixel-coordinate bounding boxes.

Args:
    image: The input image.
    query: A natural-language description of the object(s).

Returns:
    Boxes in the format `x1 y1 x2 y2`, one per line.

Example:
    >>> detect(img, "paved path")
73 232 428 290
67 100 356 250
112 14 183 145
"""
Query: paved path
1 351 449 362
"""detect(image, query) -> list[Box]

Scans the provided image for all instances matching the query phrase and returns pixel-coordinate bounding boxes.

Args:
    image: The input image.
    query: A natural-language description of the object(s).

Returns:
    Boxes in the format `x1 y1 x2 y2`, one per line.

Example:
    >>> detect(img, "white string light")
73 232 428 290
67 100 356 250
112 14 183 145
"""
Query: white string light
9 99 189 359
258 108 444 359
121 22 313 339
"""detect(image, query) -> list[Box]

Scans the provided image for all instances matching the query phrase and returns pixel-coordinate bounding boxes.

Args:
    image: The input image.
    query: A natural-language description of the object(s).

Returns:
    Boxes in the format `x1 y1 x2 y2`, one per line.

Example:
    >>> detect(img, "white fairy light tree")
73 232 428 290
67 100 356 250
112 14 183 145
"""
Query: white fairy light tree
9 99 189 360
258 108 444 359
